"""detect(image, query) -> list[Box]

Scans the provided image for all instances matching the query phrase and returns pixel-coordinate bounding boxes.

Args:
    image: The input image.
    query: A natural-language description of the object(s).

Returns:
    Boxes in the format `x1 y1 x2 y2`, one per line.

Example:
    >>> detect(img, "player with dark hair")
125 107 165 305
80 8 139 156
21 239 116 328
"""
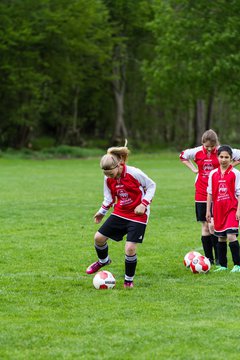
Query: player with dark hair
180 129 240 264
86 141 156 288
206 145 240 272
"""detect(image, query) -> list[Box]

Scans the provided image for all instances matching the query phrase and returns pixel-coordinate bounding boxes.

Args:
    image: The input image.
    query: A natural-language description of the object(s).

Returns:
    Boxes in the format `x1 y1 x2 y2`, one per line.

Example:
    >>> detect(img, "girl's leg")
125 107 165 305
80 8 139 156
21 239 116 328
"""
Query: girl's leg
86 232 110 274
124 242 138 287
94 231 110 263
228 234 240 268
201 221 214 263
217 237 227 268
208 219 219 264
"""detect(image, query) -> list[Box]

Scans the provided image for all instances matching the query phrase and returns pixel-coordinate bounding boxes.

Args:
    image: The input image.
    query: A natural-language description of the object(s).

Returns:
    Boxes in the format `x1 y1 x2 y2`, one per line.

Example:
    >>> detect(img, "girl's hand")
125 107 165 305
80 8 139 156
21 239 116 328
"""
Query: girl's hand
94 212 104 224
236 209 240 221
134 204 146 215
206 211 211 223
232 160 240 167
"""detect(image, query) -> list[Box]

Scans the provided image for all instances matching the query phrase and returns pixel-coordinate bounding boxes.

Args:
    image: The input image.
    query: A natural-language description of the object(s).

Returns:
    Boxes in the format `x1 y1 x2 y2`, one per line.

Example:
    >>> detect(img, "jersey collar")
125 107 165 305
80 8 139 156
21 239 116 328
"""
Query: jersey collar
218 164 233 175
121 163 127 178
202 146 217 155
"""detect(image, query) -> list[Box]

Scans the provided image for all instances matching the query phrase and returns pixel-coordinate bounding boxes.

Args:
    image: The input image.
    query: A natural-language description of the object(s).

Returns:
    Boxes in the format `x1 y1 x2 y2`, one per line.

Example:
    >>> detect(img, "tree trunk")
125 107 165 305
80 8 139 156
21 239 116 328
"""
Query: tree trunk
206 92 214 130
112 45 128 145
113 85 127 141
67 86 82 145
194 99 205 145
73 85 79 132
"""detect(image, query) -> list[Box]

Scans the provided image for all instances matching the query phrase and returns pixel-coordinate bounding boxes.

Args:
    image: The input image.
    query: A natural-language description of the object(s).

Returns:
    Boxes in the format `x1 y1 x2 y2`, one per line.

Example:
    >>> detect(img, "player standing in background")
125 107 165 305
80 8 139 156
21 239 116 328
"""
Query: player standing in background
180 129 240 265
86 141 156 288
206 145 240 272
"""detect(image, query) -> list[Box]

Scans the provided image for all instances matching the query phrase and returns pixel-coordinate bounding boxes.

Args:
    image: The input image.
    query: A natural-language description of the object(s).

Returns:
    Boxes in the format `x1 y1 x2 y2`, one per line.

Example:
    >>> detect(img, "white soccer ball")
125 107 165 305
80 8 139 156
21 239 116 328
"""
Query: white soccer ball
184 251 202 268
190 255 211 274
93 270 116 289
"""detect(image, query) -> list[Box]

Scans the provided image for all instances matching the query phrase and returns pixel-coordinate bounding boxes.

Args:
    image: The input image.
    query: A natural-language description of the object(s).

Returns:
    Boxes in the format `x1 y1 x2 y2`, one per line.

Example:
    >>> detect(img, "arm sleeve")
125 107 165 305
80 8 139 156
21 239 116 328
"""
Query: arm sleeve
179 146 202 161
130 168 156 206
232 148 240 161
207 171 213 195
235 170 240 196
98 177 114 215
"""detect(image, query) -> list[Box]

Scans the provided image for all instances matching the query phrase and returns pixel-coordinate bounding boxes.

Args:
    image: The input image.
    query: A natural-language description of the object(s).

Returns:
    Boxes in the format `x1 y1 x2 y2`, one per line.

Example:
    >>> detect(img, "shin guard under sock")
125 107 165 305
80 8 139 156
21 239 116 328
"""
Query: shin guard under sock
95 243 109 264
229 241 240 266
201 235 214 263
211 234 219 263
125 254 137 282
218 242 227 268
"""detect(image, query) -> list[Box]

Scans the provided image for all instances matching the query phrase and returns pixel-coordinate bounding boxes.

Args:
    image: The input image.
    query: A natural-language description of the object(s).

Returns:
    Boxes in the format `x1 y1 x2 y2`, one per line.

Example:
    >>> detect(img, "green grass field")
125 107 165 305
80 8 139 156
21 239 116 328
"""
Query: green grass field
1 152 240 360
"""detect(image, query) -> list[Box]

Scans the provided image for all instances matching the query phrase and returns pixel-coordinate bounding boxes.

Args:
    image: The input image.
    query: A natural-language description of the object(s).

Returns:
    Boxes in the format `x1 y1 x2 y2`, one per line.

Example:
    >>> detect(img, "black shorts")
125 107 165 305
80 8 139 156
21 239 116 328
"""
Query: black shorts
214 229 239 238
195 202 212 222
98 214 146 243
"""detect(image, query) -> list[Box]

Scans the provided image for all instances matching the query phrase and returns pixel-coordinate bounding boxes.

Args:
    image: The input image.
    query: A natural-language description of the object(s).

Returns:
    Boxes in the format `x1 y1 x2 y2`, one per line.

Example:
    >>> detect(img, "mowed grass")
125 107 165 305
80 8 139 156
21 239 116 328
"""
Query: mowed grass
1 152 240 360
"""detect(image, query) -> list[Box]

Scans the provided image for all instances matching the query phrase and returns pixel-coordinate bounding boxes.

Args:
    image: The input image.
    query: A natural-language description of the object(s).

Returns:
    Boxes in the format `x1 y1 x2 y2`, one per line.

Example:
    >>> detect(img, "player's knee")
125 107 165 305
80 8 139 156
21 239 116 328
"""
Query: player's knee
94 232 107 246
125 242 137 256
202 221 210 235
208 224 214 234
228 234 237 242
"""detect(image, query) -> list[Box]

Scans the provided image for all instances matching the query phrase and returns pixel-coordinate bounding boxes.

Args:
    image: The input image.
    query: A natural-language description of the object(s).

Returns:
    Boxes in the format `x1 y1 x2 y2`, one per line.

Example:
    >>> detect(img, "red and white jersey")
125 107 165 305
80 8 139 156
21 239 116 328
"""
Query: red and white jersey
180 146 240 202
207 166 240 233
99 164 156 224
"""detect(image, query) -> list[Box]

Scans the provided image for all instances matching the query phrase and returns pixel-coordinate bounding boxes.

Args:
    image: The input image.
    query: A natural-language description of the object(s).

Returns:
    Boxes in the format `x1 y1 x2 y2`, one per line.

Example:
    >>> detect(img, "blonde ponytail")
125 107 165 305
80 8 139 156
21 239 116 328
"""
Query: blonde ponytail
107 139 130 163
100 139 130 170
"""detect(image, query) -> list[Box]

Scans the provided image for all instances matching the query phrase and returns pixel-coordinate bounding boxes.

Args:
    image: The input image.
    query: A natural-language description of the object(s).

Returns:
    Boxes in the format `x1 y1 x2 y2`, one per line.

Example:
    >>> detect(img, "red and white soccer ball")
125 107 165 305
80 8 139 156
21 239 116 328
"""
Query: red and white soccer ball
190 255 211 274
93 270 116 289
184 251 202 268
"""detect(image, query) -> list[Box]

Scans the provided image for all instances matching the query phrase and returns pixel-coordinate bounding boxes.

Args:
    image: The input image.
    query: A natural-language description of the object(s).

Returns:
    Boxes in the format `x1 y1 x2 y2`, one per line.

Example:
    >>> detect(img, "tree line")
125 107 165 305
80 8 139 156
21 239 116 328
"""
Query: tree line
1 0 240 150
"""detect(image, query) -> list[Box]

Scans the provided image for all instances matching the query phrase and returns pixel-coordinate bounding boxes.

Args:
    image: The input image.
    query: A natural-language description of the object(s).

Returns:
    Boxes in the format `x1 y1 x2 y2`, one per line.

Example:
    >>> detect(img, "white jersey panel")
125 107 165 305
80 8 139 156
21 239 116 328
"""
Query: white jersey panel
126 166 156 204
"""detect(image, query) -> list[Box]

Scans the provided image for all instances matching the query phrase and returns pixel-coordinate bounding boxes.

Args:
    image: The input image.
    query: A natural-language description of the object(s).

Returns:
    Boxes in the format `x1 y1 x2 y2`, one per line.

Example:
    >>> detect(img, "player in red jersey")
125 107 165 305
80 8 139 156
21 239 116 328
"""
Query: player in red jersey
86 141 156 288
206 145 240 272
180 129 240 264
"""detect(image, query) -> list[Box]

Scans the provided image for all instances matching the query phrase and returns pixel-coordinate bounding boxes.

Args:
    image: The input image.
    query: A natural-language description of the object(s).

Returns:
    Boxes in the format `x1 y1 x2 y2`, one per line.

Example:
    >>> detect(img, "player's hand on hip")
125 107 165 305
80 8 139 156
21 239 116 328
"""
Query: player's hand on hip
134 204 146 215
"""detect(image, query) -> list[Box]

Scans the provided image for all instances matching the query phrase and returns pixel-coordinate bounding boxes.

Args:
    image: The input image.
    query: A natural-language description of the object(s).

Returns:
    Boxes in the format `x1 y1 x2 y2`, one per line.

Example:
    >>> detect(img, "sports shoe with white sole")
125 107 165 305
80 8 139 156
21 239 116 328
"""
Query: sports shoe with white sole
124 281 134 288
230 265 240 273
86 259 111 274
213 266 228 272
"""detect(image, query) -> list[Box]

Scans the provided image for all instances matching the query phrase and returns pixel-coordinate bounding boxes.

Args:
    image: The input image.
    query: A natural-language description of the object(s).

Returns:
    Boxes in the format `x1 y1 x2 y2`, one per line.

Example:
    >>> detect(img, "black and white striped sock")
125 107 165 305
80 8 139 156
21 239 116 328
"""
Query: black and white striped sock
125 254 137 281
95 242 109 264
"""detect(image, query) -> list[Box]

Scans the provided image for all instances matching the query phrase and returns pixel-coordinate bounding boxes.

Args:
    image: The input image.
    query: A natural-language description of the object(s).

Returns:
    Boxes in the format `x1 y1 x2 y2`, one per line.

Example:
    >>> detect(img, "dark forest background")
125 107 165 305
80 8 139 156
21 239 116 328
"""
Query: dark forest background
1 0 240 151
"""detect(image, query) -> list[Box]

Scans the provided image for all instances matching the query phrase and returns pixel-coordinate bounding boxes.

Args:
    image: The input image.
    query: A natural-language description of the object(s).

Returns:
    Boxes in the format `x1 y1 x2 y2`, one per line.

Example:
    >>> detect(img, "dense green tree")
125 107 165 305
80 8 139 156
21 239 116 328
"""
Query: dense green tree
1 0 240 149
37 0 113 145
103 0 154 145
143 0 240 146
0 1 46 147
0 0 113 148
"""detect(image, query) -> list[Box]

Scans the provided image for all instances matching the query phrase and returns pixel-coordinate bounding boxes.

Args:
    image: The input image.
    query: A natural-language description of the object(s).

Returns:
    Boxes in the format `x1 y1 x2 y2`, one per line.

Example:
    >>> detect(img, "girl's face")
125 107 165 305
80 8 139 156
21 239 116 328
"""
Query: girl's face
103 164 121 179
218 151 232 169
203 141 216 152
